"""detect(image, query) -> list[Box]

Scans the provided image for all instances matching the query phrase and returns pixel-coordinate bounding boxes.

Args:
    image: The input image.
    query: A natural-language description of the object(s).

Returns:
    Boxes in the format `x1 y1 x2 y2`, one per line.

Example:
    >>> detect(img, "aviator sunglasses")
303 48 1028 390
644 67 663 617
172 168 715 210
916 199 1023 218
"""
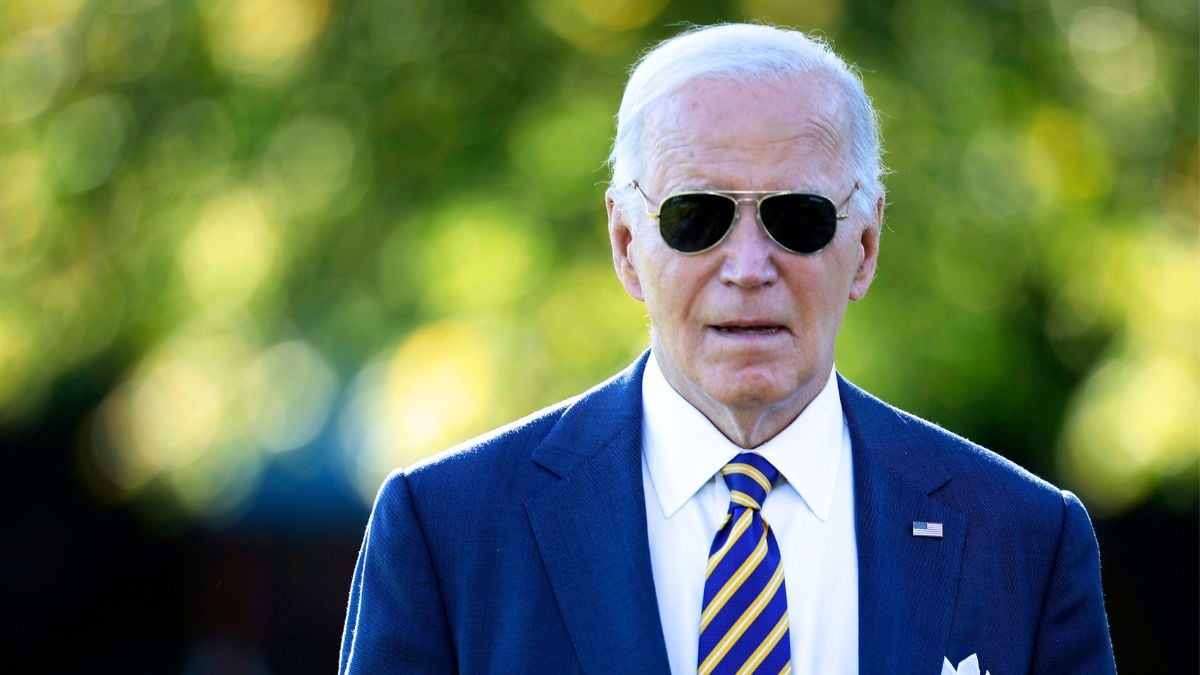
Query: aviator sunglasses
630 180 860 255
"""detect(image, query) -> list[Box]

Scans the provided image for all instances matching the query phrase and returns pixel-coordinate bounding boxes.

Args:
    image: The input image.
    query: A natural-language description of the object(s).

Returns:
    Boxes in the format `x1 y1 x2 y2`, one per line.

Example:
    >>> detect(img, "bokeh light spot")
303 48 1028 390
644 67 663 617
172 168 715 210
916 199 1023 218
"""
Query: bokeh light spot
0 307 38 419
1126 229 1200 335
260 113 358 218
1067 6 1157 94
1 0 86 34
1022 107 1114 204
509 95 613 203
529 0 666 51
0 149 51 268
166 438 262 522
91 315 267 515
43 93 132 193
84 0 172 83
1061 348 1199 514
243 340 338 453
1068 5 1138 50
418 200 546 313
386 322 494 451
536 263 649 373
129 357 223 472
30 257 125 370
961 128 1042 220
0 30 76 122
201 0 329 83
339 320 496 502
180 188 279 307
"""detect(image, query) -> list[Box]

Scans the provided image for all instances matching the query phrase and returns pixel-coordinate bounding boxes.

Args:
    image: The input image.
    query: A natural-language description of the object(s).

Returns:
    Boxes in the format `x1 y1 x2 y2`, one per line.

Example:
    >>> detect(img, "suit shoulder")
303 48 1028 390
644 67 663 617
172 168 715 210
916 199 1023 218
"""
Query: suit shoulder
892 405 1079 549
901 404 1058 493
841 378 1068 511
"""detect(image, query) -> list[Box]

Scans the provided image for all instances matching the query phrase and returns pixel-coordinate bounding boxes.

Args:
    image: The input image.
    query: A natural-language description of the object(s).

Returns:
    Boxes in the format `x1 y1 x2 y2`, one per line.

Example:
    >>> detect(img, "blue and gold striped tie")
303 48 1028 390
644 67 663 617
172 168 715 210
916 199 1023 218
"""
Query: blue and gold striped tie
698 453 790 675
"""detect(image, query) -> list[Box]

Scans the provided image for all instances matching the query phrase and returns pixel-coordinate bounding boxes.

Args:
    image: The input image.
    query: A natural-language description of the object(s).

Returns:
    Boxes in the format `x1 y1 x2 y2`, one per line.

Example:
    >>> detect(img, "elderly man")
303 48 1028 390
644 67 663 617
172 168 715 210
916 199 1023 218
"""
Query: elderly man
339 24 1116 674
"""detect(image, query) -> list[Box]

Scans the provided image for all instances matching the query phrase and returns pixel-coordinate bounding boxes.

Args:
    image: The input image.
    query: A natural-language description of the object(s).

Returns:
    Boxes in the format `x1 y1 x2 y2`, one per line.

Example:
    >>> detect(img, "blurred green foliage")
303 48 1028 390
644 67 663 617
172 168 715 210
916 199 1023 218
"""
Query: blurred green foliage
0 0 1195 525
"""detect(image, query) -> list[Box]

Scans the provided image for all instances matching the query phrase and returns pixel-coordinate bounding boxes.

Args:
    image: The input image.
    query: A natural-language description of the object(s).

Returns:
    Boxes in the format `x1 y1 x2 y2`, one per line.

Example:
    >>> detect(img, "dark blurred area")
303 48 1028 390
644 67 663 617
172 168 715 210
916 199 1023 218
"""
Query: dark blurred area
1 0 1195 672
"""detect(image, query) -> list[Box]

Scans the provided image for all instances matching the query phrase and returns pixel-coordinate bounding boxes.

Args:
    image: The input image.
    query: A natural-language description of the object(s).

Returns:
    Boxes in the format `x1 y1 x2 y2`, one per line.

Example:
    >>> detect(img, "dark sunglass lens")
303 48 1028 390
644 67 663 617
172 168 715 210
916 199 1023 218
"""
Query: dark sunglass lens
659 194 736 253
759 194 838 253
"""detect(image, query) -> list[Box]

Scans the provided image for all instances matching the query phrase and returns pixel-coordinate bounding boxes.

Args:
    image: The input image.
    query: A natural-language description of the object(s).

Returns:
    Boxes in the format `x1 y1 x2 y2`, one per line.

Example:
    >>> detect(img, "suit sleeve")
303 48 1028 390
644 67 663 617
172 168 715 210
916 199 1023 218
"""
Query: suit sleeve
339 471 457 674
1029 490 1117 674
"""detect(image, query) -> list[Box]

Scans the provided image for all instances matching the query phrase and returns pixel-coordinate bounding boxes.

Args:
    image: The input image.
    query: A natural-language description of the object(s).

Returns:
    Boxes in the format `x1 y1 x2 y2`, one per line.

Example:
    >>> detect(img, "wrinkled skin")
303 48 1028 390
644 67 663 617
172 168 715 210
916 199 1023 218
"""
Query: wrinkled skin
607 72 884 448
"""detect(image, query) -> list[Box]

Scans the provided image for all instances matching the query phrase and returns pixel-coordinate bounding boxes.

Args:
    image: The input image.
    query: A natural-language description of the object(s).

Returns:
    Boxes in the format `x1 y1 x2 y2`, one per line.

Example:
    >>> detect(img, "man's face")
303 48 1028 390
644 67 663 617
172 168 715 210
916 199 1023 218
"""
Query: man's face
608 73 881 425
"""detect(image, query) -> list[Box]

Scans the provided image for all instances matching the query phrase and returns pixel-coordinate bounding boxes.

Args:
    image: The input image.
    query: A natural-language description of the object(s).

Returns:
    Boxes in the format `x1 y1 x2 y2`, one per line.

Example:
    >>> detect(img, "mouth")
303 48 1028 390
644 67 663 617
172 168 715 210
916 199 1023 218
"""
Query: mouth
710 323 788 335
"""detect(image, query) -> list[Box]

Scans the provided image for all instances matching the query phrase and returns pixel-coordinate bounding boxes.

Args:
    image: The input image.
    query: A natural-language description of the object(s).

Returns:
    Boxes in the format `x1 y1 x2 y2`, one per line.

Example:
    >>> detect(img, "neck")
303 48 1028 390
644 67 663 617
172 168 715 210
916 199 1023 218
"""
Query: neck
653 353 829 449
698 389 822 449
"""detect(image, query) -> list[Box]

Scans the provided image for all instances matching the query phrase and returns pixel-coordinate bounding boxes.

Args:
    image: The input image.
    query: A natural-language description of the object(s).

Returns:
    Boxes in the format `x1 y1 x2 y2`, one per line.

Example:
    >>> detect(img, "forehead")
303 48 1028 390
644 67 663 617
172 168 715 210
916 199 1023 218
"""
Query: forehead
639 73 850 191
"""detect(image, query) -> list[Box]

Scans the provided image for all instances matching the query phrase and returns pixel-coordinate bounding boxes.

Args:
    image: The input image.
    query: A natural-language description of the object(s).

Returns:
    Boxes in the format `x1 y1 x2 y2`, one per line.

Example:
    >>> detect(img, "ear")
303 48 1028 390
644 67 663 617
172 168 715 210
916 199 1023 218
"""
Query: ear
848 194 884 301
607 189 645 302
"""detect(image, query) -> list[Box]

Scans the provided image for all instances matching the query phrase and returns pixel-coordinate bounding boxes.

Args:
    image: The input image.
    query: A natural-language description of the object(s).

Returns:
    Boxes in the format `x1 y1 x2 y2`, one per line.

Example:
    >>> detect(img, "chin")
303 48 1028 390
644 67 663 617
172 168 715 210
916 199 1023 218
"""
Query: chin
701 370 793 410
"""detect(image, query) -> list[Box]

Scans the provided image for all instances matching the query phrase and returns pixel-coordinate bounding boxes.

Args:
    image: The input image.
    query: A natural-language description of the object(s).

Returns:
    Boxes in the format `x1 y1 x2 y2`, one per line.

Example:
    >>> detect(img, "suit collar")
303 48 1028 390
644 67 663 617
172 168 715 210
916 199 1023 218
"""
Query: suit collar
838 375 954 494
529 352 649 479
840 376 966 673
525 352 672 673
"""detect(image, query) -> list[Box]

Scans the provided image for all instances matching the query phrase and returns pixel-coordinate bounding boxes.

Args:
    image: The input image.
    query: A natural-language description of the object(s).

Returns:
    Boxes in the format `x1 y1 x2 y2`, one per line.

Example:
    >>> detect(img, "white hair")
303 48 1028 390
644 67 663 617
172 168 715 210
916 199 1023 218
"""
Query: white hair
608 23 885 219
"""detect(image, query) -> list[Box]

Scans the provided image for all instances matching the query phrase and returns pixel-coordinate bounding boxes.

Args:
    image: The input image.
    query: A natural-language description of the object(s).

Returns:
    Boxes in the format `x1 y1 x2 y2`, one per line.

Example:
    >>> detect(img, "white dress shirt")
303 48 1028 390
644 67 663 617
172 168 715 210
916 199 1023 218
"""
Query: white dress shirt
641 352 859 674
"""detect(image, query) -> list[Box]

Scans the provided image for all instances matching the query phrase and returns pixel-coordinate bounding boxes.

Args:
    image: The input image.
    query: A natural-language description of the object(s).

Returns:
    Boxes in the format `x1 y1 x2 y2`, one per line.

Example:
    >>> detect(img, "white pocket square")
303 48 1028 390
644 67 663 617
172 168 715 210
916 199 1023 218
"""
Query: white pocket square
941 653 992 675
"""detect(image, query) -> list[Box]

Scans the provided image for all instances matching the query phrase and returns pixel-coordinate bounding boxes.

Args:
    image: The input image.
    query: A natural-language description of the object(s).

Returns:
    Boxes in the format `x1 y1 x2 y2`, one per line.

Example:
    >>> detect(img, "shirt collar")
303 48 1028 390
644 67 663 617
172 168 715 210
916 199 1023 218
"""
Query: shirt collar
641 351 846 522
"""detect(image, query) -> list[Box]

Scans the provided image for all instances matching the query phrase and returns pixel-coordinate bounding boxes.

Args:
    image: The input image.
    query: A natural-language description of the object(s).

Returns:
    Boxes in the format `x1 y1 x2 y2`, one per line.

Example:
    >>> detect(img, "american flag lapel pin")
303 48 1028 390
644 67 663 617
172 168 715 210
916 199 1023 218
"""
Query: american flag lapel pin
912 521 943 538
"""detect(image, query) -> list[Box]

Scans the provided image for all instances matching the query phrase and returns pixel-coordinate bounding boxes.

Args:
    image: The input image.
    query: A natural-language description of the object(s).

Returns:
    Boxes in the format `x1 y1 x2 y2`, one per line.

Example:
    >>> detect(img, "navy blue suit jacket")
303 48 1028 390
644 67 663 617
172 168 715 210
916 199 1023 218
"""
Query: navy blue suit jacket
339 354 1115 673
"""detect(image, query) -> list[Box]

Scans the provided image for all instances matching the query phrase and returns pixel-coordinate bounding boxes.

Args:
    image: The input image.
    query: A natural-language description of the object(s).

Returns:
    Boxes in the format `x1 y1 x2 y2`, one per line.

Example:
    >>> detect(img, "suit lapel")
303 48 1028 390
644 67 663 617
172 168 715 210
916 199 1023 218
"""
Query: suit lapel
525 355 671 673
840 378 966 674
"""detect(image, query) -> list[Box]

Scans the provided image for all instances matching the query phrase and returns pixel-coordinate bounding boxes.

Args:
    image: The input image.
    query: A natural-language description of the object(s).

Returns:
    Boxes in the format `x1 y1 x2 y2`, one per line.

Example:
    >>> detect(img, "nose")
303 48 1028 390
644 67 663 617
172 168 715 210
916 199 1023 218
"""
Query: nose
717 200 779 288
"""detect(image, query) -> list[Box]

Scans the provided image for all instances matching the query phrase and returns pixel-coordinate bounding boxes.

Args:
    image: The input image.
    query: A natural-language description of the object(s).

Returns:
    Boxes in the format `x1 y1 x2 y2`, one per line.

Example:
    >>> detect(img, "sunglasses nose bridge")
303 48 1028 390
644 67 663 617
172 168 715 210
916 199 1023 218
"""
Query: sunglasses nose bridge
726 195 775 246
728 196 762 226
718 195 780 262
716 206 780 288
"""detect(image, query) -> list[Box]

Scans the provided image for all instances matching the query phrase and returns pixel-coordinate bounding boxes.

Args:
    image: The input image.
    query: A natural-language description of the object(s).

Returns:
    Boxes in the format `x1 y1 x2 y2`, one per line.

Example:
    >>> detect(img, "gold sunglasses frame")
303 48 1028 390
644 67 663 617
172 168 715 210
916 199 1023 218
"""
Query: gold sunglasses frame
629 179 861 255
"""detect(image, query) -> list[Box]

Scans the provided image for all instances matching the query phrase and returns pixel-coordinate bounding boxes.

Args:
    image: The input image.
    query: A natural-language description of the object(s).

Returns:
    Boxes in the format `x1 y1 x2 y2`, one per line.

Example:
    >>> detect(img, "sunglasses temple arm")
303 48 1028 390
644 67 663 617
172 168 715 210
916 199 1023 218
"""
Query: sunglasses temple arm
838 181 862 216
629 180 660 219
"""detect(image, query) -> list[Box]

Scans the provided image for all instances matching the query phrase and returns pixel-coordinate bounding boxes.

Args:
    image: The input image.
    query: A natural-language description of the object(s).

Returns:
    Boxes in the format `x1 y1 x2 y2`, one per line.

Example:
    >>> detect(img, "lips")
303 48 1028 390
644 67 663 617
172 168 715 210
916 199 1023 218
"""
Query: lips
710 322 788 335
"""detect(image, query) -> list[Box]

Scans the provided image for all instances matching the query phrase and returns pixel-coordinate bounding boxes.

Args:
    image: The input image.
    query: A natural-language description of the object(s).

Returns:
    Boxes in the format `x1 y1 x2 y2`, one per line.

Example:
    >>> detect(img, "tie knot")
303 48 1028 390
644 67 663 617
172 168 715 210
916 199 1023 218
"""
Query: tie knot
720 453 780 511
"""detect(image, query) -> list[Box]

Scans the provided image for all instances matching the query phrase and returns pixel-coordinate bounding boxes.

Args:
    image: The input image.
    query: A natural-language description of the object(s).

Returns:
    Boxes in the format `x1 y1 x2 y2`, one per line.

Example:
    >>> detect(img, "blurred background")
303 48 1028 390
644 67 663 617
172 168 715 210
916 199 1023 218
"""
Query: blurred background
1 0 1195 671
